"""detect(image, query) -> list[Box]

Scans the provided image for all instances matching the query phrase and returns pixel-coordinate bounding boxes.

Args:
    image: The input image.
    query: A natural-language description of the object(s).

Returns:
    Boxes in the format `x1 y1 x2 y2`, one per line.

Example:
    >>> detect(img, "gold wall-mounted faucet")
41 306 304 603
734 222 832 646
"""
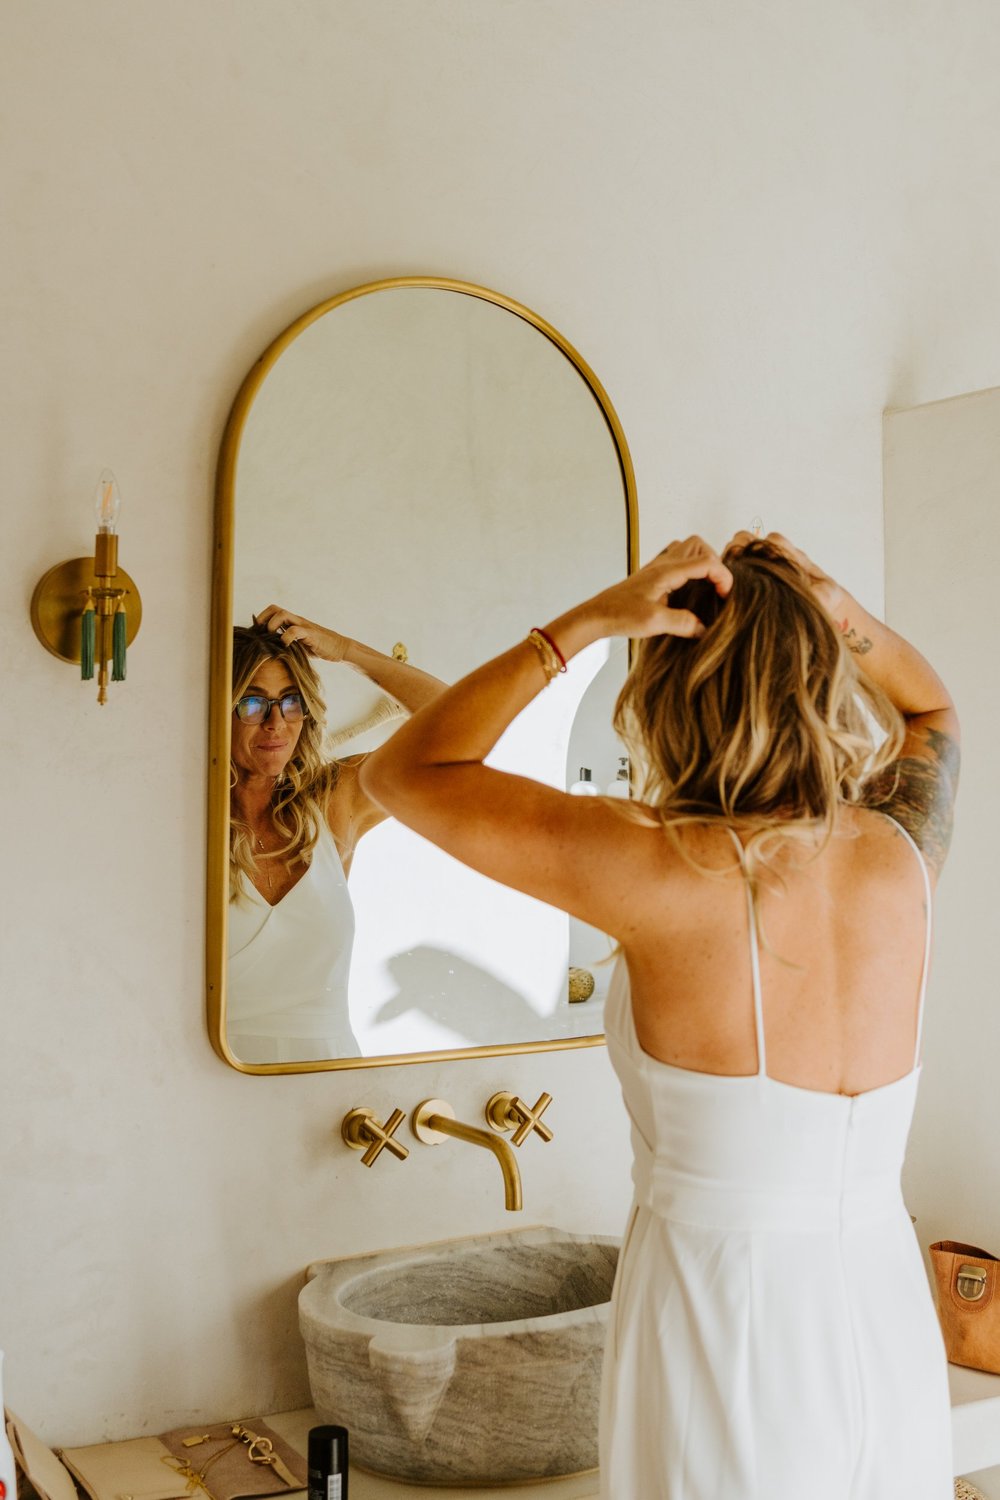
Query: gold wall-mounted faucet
486 1091 554 1147
412 1099 523 1212
341 1107 410 1168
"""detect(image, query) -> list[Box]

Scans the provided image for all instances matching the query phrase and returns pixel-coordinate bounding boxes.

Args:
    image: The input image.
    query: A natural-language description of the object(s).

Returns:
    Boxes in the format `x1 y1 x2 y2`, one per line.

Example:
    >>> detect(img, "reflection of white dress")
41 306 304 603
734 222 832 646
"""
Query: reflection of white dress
600 827 952 1498
227 820 359 1062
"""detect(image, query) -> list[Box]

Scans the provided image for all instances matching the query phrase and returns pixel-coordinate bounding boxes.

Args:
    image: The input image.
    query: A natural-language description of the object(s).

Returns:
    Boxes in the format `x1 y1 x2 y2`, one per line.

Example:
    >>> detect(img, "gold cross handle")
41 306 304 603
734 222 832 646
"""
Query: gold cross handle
341 1106 410 1167
485 1091 554 1148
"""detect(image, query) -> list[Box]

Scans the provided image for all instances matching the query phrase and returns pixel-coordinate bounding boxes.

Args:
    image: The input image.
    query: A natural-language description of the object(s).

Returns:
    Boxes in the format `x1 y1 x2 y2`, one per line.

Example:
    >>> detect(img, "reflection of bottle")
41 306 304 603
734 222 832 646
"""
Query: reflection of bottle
606 757 630 798
569 767 599 796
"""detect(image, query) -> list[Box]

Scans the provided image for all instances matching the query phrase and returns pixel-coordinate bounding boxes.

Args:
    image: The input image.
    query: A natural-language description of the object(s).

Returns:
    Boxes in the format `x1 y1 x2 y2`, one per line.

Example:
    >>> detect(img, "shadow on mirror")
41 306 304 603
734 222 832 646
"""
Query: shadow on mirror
208 277 637 1071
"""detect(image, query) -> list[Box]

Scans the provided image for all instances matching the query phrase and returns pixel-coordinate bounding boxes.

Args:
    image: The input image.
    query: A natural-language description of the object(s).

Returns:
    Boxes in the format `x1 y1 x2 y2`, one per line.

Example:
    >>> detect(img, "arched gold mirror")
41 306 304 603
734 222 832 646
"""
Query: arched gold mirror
207 277 638 1072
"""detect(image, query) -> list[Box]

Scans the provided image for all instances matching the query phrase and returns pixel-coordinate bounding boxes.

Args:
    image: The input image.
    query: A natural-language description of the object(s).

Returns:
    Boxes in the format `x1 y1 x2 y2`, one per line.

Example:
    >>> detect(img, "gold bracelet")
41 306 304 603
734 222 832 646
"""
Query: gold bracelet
526 629 560 683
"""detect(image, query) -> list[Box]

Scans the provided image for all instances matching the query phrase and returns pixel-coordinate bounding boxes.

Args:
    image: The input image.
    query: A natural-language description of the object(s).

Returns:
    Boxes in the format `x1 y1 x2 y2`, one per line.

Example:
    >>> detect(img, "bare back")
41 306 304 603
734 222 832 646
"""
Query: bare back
623 807 929 1098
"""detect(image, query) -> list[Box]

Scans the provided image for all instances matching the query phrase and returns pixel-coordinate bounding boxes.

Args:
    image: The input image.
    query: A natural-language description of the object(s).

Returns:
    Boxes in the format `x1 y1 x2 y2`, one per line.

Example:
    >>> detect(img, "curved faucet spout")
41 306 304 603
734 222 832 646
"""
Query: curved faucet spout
412 1100 523 1212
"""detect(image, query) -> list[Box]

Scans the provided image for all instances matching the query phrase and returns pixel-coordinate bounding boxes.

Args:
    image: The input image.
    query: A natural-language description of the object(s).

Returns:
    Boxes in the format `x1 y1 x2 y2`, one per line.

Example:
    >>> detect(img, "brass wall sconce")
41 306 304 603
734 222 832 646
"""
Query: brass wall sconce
30 469 142 705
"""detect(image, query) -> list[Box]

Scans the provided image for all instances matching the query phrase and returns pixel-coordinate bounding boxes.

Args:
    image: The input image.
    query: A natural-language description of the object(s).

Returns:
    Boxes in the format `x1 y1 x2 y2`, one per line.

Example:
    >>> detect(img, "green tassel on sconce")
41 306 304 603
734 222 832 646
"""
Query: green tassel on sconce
30 469 143 705
81 598 95 680
112 598 127 681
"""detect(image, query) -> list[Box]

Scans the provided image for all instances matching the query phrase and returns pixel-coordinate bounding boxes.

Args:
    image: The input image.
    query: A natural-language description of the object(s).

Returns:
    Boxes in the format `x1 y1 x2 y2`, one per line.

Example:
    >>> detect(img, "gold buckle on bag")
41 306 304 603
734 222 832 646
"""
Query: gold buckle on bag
957 1265 989 1302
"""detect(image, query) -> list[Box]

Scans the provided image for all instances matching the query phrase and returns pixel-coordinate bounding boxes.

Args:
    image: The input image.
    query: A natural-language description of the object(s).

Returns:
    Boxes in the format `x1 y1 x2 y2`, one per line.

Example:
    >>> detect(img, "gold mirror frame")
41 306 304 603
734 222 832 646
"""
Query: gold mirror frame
207 276 639 1073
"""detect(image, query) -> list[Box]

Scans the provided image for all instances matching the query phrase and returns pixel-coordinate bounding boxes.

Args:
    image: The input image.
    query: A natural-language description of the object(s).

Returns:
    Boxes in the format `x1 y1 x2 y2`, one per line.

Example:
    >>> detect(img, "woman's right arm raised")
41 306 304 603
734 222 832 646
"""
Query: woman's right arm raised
747 533 961 877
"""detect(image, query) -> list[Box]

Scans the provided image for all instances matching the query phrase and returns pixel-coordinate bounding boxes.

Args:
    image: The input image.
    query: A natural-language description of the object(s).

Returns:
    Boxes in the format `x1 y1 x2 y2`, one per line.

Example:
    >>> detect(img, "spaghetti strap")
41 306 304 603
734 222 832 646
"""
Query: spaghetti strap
726 817 931 1076
878 815 933 1067
727 829 767 1076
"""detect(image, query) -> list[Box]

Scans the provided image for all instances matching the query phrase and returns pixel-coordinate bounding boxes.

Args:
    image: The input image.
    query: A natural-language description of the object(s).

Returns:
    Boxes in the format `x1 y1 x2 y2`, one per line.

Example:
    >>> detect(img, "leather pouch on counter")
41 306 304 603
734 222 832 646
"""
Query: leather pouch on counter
5 1409 80 1500
61 1421 305 1500
59 1437 192 1500
929 1240 1000 1374
157 1422 305 1500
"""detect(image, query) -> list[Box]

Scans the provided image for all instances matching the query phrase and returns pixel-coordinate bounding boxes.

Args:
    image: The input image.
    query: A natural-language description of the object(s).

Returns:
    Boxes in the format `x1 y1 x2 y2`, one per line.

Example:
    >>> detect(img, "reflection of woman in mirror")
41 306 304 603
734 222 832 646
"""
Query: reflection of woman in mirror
363 534 959 1497
227 608 444 1064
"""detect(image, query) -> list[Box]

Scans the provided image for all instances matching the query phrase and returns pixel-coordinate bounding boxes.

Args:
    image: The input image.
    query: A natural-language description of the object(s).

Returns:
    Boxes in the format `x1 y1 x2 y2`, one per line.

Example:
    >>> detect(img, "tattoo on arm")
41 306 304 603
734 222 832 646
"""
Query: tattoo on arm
836 618 873 654
863 727 961 875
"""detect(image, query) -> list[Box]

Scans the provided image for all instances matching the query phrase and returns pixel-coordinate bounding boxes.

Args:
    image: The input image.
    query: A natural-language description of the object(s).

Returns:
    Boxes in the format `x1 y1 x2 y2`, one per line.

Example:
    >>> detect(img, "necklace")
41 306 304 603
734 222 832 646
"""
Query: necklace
161 1437 238 1500
256 836 273 889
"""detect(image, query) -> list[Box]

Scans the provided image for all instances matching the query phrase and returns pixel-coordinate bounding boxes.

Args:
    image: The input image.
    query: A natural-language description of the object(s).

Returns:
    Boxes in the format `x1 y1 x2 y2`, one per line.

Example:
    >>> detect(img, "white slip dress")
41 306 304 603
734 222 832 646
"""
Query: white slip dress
227 819 360 1062
599 825 953 1498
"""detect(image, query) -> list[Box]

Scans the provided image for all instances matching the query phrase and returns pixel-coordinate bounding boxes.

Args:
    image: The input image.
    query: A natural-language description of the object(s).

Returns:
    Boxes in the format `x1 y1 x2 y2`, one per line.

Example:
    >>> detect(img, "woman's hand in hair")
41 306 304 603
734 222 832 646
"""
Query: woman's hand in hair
584 535 733 641
254 606 349 662
726 532 846 619
256 604 445 723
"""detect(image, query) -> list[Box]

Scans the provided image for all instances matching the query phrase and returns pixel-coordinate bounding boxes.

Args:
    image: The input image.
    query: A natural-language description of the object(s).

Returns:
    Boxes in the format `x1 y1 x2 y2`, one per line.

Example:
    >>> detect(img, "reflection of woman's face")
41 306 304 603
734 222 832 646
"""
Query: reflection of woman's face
231 657 305 781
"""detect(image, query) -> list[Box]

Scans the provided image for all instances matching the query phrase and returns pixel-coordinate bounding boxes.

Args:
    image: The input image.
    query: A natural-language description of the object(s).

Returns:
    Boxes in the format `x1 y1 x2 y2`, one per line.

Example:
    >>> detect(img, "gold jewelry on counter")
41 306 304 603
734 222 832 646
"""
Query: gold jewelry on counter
161 1438 238 1500
160 1422 299 1500
230 1426 299 1489
526 629 562 683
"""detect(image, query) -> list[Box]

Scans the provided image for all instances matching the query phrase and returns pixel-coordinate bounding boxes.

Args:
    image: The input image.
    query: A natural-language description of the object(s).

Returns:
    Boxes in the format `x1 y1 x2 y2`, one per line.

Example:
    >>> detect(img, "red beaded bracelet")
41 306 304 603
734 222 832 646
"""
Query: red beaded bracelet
531 626 567 672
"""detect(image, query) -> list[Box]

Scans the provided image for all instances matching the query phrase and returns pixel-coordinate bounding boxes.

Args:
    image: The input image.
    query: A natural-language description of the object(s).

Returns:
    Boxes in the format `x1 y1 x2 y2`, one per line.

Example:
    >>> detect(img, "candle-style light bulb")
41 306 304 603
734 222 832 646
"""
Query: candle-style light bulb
93 468 122 534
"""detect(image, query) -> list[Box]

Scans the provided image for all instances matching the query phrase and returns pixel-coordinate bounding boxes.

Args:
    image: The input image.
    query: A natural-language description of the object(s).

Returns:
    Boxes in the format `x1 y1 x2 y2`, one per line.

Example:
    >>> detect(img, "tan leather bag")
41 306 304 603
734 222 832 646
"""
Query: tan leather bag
929 1240 1000 1373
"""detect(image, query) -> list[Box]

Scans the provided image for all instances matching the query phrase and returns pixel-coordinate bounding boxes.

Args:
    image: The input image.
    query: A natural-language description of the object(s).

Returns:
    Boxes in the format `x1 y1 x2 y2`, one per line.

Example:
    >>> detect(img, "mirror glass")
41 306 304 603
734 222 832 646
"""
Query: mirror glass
208 279 636 1071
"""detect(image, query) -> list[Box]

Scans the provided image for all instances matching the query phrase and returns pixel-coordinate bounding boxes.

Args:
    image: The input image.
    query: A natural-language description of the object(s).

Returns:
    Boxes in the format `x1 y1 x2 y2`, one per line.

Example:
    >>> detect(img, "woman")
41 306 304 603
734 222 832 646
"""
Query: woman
361 533 959 1497
228 606 443 1063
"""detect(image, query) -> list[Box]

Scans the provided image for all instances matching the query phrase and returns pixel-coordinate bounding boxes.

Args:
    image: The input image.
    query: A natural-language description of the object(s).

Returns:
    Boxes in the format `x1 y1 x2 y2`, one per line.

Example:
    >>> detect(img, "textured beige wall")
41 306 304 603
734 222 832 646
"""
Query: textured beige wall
3 0 1000 1446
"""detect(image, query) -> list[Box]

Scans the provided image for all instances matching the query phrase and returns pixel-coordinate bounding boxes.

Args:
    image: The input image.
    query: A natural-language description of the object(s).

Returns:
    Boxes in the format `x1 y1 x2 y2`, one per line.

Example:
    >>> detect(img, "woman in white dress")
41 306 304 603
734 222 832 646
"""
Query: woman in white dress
361 533 960 1498
228 608 443 1063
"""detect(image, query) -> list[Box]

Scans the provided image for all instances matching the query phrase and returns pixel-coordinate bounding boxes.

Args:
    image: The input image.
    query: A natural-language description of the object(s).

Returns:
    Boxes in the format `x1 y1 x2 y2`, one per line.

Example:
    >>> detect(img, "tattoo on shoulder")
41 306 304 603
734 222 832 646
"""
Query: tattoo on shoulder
863 726 961 874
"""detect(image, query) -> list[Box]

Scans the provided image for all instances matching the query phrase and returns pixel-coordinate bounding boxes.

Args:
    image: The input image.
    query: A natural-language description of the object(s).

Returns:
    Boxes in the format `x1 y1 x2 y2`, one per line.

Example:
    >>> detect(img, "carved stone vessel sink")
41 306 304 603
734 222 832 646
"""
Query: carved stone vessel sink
299 1225 619 1486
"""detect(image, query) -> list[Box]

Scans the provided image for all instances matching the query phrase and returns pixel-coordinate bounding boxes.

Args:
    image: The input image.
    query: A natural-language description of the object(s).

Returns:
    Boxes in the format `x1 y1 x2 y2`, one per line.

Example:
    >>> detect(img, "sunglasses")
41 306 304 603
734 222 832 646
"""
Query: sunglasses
234 692 307 725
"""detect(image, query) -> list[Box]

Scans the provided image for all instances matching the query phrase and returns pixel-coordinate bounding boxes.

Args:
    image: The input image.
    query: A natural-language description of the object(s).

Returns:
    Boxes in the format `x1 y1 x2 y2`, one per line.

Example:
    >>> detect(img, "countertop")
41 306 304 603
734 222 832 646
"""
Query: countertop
266 1409 597 1498
269 1370 1000 1494
949 1364 1000 1477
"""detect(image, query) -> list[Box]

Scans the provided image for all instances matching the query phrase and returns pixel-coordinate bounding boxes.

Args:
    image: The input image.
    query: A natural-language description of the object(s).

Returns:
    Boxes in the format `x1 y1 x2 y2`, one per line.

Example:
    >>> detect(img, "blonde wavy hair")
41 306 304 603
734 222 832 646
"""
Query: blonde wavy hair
230 626 340 903
613 538 906 886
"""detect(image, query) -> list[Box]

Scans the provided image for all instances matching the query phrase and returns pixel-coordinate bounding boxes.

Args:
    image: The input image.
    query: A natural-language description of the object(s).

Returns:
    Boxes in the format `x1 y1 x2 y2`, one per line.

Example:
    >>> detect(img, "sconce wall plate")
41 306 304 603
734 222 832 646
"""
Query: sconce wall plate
31 556 142 664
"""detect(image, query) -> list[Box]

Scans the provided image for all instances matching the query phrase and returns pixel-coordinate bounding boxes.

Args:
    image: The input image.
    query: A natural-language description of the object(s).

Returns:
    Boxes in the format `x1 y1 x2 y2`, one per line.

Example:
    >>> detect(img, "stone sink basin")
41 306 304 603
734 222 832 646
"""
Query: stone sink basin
299 1225 619 1487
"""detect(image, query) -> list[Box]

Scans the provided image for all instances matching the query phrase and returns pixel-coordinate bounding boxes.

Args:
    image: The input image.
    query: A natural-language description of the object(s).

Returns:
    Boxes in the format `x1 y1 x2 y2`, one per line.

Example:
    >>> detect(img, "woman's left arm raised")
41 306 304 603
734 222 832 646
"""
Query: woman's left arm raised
359 538 732 935
254 606 444 714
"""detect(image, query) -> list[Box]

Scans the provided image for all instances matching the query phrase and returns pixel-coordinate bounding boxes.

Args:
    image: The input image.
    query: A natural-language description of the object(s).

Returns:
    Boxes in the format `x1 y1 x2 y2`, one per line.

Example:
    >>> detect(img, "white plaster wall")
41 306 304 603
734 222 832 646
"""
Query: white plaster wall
887 388 1000 1495
3 0 1000 1446
888 389 1000 1248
